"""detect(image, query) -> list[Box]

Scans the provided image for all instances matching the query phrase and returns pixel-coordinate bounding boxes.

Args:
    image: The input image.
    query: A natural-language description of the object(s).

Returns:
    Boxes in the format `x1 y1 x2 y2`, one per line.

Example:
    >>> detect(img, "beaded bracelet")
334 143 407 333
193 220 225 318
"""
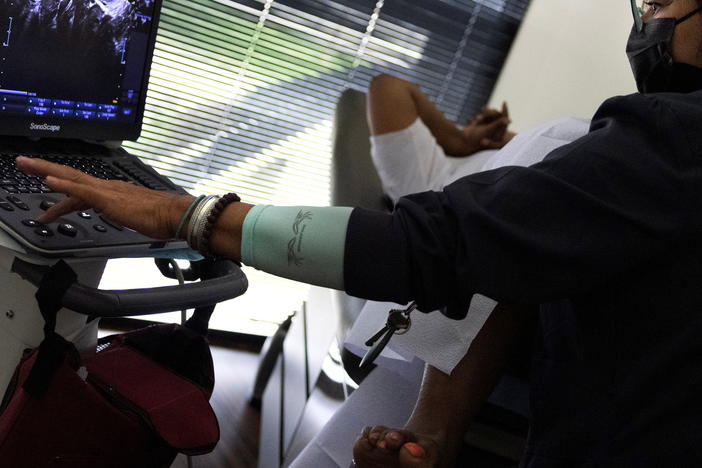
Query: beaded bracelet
199 192 241 257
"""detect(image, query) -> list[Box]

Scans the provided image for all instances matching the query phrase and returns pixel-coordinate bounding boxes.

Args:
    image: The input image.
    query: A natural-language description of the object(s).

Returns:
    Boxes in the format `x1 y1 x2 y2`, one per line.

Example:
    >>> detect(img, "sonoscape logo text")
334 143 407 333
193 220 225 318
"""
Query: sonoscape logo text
30 123 61 132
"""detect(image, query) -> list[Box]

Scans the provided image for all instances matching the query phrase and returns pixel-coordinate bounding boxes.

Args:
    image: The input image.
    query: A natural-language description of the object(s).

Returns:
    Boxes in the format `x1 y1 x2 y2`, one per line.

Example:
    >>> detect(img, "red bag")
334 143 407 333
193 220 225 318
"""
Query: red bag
0 262 220 468
0 324 220 468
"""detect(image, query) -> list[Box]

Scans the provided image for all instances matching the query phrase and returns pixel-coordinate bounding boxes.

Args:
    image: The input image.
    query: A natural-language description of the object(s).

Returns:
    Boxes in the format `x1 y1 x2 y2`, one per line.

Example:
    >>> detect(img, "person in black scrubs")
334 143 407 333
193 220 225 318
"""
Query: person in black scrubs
349 1 702 466
17 0 702 466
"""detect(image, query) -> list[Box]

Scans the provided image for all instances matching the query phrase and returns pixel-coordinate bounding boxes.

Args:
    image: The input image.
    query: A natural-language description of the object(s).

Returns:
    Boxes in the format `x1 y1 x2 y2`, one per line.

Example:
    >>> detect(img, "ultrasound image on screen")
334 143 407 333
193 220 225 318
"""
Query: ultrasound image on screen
0 0 156 123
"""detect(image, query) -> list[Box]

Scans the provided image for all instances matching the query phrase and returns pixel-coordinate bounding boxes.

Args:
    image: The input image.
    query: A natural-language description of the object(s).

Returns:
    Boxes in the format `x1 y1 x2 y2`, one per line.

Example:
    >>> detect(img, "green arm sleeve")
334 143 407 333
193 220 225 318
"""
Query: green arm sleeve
241 205 353 290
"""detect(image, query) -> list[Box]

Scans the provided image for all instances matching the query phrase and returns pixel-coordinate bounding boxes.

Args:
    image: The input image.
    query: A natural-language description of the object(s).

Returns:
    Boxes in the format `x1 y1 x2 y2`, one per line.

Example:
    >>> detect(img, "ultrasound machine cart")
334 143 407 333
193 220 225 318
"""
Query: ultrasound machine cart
0 0 249 395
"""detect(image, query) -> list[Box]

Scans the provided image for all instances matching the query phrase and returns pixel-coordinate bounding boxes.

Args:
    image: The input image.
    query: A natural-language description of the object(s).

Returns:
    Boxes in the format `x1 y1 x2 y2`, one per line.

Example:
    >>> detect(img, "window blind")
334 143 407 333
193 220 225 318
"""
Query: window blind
111 0 532 333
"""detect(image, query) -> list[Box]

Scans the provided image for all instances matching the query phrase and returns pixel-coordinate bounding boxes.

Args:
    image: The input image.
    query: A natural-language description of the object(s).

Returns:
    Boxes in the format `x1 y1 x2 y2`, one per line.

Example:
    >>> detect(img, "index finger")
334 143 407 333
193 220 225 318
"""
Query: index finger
16 156 97 185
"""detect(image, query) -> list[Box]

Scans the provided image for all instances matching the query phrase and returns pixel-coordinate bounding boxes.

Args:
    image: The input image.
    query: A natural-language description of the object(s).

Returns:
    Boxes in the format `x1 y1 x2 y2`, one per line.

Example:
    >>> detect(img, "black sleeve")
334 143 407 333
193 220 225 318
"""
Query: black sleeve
343 93 700 319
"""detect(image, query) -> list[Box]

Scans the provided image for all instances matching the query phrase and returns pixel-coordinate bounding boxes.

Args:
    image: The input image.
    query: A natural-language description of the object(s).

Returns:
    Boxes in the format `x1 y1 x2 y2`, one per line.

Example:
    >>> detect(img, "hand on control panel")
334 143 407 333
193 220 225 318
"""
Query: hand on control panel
16 156 193 240
16 157 253 261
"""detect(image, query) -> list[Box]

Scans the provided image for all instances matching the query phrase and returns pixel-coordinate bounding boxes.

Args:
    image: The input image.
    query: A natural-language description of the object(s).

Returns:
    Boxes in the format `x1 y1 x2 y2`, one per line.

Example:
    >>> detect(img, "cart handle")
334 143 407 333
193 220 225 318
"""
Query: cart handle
11 257 248 317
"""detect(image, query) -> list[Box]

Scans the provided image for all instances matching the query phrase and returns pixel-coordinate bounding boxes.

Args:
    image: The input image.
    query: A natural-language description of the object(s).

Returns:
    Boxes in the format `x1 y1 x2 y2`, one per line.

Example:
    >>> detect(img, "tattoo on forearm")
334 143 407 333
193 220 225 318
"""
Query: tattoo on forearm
288 209 312 266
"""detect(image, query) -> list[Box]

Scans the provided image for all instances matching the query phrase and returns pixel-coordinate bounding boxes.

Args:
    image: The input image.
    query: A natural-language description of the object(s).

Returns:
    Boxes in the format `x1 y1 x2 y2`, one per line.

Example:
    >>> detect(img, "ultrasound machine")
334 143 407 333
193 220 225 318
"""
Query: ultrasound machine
0 0 247 394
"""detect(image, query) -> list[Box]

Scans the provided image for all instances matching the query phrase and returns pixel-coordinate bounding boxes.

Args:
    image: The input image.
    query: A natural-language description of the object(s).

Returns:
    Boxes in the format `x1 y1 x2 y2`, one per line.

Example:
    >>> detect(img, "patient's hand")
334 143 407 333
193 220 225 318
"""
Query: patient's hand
461 102 516 153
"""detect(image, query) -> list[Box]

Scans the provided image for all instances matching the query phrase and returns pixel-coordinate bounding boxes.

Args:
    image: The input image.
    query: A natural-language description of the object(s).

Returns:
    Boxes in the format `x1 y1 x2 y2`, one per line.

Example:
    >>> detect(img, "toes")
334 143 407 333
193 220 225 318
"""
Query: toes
398 440 440 468
353 425 438 468
360 426 373 441
352 438 402 468
353 426 417 468
402 442 426 459
382 429 418 451
353 435 376 457
361 426 421 451
354 426 385 459
358 425 388 448
367 426 389 447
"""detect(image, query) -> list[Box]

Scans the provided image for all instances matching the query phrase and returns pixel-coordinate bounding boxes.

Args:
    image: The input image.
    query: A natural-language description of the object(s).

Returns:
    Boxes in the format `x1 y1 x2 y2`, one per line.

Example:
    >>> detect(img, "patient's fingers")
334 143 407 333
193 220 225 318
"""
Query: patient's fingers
467 106 500 126
481 139 502 149
471 102 511 129
475 108 501 124
482 117 510 138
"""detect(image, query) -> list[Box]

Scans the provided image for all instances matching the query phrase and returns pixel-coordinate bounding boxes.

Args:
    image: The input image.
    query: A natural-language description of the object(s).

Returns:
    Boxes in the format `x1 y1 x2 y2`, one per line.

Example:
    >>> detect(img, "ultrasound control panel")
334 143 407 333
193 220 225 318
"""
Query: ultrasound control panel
0 136 187 257
0 1 184 257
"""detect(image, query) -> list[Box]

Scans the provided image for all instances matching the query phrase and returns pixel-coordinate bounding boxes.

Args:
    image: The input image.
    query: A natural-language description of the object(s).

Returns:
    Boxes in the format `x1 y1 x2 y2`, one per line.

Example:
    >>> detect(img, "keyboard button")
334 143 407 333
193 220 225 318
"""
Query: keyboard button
57 223 78 237
93 224 107 233
34 227 53 237
99 215 123 231
40 200 57 211
7 196 29 211
2 186 18 193
22 219 40 227
77 211 92 219
0 202 14 211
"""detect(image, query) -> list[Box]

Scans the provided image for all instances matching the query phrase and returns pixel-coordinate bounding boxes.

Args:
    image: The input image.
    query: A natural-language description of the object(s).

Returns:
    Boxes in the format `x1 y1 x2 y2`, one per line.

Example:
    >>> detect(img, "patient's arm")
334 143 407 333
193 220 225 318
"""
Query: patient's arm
353 302 535 468
367 73 512 156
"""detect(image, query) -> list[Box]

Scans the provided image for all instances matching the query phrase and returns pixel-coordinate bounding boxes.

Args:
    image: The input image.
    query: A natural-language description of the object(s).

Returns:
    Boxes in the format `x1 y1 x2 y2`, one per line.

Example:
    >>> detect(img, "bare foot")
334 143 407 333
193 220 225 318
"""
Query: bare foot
352 425 445 468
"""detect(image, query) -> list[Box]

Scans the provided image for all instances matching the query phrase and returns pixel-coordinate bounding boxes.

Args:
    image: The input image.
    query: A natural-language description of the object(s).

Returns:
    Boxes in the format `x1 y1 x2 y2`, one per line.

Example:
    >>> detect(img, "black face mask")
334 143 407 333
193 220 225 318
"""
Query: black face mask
626 7 702 93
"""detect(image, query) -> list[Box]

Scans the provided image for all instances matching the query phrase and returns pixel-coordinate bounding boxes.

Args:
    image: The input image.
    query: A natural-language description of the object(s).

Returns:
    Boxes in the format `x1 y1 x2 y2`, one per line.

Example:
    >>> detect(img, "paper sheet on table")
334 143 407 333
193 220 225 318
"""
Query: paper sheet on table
344 294 497 376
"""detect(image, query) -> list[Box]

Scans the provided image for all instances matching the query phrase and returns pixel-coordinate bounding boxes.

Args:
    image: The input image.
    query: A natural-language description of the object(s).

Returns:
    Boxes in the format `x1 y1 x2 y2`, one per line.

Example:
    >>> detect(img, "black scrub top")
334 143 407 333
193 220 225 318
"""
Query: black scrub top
344 90 702 467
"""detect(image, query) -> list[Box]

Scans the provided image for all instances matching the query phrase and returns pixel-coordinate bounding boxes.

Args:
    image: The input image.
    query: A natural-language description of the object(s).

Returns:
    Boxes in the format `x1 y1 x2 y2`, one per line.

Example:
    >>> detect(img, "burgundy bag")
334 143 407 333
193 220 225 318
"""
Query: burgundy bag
0 262 220 468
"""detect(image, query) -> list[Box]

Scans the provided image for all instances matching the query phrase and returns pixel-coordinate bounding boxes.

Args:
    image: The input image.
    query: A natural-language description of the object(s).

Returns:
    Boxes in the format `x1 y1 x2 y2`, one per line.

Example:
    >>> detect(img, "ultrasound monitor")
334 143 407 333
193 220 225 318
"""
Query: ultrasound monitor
0 0 190 257
0 0 161 141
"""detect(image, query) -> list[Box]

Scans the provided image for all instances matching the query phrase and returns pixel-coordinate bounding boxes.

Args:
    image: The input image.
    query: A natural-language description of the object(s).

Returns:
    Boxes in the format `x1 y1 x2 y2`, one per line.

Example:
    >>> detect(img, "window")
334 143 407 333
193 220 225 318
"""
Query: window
101 0 531 335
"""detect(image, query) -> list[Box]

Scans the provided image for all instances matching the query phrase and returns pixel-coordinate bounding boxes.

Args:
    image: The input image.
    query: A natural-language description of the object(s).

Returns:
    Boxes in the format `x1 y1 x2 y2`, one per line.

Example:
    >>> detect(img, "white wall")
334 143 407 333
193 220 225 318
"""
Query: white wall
488 0 638 132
